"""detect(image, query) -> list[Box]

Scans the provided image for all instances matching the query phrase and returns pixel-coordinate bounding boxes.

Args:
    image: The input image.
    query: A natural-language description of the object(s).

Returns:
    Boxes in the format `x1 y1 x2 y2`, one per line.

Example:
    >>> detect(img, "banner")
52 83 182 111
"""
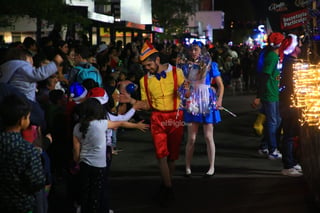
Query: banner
280 9 309 30
266 0 310 32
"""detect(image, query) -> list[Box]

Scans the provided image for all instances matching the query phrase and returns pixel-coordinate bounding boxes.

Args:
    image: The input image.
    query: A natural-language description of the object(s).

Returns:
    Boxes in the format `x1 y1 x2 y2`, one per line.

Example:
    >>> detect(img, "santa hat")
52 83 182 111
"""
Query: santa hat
69 82 88 104
281 34 298 55
268 32 285 48
87 87 109 104
139 40 158 62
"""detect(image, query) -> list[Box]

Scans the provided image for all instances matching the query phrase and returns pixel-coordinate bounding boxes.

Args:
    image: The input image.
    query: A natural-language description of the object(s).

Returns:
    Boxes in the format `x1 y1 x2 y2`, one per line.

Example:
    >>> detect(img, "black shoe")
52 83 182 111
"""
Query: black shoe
184 169 191 178
159 186 175 207
184 173 191 178
203 173 215 178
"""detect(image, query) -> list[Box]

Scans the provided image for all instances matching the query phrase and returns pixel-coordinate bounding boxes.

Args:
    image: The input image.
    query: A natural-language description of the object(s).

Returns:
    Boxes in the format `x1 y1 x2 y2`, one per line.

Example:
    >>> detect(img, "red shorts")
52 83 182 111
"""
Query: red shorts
150 110 184 160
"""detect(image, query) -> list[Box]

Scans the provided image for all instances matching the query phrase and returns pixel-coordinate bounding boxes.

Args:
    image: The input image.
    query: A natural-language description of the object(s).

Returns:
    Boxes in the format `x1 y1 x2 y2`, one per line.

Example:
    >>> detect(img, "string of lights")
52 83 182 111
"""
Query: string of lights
292 62 320 128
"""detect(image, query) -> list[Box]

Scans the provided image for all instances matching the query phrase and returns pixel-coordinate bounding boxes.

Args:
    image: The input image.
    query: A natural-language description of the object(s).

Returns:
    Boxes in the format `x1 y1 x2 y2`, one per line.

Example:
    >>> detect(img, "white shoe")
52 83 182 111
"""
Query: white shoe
109 209 114 213
74 202 81 213
282 168 303 177
185 168 192 177
268 149 282 160
258 148 269 156
76 206 81 213
293 164 302 172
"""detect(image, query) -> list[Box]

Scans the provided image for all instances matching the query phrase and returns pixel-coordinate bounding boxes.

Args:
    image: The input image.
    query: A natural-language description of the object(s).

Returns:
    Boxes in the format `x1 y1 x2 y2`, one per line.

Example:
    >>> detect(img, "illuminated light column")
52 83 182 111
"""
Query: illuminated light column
292 62 320 128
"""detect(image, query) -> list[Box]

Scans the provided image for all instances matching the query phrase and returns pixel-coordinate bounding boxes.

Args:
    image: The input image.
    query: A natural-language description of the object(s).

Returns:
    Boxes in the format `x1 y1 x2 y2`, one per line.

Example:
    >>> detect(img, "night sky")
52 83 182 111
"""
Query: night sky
214 0 268 21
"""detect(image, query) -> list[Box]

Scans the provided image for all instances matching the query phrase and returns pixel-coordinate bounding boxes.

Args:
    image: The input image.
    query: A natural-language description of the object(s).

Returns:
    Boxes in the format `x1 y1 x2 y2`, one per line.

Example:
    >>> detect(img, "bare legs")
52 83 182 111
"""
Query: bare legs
185 123 200 175
159 157 175 187
203 124 215 175
185 123 215 175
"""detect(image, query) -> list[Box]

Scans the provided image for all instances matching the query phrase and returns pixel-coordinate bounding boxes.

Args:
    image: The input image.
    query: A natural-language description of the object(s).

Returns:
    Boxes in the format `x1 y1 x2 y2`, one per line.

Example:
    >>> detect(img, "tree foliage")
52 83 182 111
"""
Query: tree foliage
152 0 199 39
0 0 90 27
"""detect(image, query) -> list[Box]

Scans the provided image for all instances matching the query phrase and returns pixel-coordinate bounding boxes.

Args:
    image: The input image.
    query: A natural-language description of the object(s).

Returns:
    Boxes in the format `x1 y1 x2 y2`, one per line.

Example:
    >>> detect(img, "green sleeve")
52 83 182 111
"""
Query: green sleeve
263 52 278 75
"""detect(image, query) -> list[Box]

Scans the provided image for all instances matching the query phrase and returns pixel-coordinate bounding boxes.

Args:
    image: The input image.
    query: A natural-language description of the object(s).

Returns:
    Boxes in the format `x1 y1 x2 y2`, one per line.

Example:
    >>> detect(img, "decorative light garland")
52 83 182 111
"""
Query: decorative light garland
292 62 320 128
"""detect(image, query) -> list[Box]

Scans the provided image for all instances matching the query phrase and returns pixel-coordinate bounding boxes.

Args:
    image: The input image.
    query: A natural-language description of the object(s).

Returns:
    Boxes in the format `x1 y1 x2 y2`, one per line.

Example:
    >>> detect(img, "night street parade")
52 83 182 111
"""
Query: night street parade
0 0 320 212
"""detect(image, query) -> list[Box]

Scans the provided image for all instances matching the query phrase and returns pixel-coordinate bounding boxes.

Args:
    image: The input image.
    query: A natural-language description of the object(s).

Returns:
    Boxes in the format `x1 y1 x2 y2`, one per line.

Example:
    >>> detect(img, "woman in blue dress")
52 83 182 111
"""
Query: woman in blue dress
178 41 224 177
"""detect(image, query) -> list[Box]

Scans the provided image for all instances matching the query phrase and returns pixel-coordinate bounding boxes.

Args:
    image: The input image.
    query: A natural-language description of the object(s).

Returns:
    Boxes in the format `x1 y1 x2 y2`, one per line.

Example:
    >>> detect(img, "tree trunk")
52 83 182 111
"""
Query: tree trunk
36 17 42 43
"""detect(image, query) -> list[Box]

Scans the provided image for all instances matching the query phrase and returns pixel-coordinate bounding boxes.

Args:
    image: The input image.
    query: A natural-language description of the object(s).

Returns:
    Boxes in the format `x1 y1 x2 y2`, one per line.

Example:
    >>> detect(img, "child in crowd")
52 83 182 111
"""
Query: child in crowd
104 77 119 114
0 94 46 213
114 72 138 153
45 89 68 179
65 82 89 211
87 87 142 157
22 124 52 213
0 47 63 103
104 77 121 154
72 97 148 213
0 47 63 132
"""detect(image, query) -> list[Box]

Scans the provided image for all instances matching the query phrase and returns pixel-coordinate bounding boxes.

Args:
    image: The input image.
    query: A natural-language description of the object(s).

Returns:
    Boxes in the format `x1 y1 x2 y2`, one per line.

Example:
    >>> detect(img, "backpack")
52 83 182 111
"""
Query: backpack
75 64 102 87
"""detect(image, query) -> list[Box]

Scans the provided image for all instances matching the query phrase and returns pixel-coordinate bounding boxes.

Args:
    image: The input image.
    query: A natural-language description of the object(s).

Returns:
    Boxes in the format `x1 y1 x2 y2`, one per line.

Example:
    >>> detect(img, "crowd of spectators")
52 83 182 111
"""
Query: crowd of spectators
0 33 266 212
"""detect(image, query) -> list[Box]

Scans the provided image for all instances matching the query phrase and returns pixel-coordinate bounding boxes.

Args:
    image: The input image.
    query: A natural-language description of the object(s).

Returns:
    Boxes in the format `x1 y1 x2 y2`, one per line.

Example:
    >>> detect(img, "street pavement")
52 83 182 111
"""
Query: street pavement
49 90 320 213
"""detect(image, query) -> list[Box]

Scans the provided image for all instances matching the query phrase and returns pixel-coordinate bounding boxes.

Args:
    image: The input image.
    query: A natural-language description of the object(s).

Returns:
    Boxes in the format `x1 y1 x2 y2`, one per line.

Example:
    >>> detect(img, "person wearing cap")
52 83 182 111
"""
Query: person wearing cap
97 43 108 55
88 86 144 157
279 34 303 177
69 82 88 104
126 40 185 204
252 32 285 160
178 41 224 178
64 82 89 209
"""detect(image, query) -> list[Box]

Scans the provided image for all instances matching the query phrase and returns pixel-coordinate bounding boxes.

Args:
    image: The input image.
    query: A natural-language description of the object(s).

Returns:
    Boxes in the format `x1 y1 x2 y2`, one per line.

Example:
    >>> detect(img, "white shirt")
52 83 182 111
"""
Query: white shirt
73 119 108 168
106 108 136 146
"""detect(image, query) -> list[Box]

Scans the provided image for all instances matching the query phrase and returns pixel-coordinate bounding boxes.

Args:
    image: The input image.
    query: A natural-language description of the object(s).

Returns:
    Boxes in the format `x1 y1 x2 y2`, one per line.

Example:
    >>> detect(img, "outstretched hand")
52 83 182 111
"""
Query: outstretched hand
133 101 147 111
119 93 131 103
53 54 63 66
136 120 149 132
251 98 261 109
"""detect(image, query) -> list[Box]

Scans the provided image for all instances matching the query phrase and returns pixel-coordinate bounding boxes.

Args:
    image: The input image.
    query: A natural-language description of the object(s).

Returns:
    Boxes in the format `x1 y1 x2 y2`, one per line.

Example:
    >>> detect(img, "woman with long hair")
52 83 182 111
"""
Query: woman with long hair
178 41 224 177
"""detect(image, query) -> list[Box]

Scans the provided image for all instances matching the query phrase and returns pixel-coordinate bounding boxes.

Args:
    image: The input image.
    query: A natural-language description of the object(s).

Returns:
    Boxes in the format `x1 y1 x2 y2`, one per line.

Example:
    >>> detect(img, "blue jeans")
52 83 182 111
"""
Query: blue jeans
260 101 281 153
111 129 117 147
281 107 299 169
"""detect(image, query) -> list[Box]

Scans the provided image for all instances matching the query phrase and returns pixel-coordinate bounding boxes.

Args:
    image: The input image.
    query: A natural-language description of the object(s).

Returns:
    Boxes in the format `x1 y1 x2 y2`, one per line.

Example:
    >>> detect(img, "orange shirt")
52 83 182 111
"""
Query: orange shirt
140 64 185 111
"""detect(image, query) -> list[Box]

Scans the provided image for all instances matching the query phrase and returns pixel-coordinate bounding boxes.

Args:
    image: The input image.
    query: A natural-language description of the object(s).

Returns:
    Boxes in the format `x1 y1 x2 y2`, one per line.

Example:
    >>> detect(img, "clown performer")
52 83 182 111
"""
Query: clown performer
121 40 186 205
177 41 224 178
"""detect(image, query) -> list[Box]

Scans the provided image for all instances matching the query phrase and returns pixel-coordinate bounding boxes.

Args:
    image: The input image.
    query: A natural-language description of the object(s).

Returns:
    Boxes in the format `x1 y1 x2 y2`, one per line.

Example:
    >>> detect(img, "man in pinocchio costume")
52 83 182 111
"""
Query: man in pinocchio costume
126 40 186 205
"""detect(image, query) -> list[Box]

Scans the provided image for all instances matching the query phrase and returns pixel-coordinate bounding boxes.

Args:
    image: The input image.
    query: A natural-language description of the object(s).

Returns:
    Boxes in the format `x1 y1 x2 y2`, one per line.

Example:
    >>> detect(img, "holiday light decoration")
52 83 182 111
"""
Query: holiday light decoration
292 62 320 128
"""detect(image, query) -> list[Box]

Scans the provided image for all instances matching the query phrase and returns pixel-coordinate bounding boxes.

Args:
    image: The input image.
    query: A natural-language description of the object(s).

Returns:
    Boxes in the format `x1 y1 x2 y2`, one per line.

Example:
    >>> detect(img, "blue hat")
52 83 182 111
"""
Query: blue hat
192 40 204 48
69 82 88 104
